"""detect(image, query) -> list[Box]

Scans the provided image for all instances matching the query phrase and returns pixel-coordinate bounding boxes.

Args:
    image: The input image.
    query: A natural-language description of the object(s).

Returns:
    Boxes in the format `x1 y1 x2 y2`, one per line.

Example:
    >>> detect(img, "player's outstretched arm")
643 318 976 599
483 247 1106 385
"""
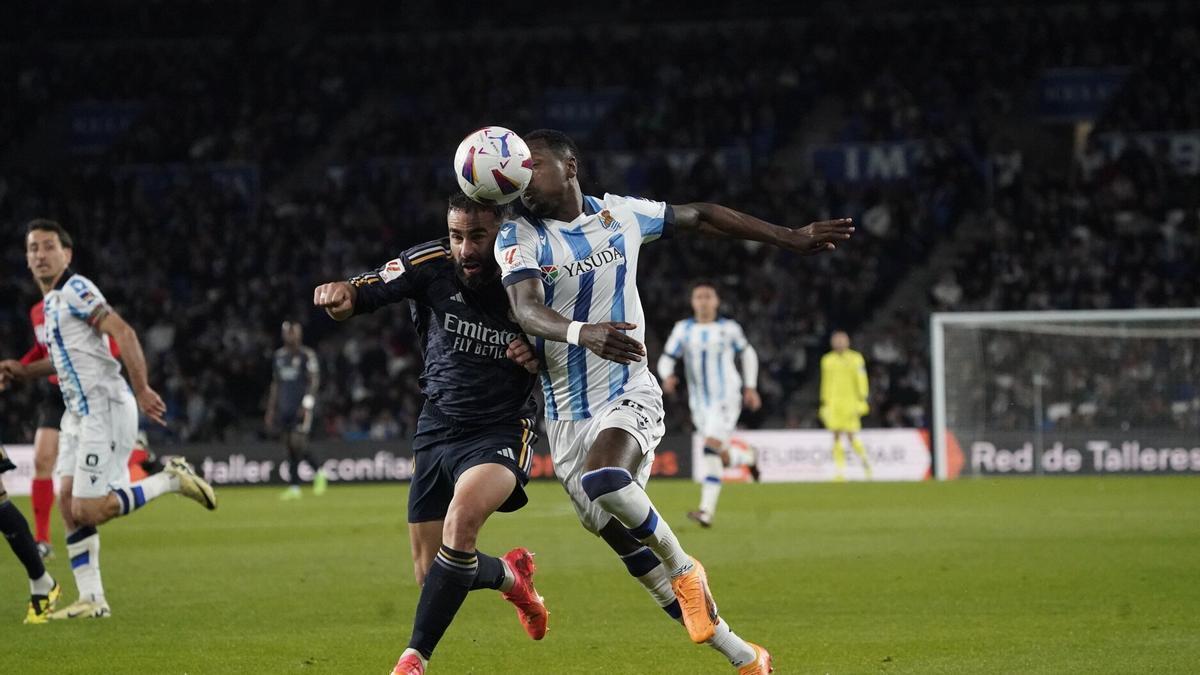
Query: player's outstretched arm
0 357 54 382
505 277 646 364
671 203 854 255
313 282 357 321
96 312 167 425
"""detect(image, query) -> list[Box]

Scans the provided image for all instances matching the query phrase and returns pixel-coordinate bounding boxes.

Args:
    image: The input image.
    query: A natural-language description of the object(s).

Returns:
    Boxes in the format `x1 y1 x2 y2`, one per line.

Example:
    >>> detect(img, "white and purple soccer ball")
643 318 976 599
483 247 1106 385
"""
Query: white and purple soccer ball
453 126 533 205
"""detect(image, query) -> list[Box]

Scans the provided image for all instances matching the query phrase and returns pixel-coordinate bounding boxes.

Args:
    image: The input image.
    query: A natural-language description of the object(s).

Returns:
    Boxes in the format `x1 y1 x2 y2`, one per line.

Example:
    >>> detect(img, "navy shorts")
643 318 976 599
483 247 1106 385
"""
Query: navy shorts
276 408 314 435
407 413 537 524
37 382 66 431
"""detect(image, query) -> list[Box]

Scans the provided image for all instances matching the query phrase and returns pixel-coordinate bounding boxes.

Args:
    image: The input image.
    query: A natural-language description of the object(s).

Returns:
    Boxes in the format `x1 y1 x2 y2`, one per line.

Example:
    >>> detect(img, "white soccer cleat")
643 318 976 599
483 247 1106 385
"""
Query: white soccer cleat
166 457 218 510
49 597 111 620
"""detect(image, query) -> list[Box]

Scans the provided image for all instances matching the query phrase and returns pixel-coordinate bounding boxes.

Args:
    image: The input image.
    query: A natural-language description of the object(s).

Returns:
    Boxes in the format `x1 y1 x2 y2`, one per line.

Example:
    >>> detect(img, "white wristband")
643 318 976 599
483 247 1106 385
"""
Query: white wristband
302 394 315 410
566 321 585 346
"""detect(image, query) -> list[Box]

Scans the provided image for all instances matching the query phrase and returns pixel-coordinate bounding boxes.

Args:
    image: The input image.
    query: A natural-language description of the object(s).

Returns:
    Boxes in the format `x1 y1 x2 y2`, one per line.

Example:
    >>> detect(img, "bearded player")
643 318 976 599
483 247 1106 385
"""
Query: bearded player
500 128 853 674
313 194 548 675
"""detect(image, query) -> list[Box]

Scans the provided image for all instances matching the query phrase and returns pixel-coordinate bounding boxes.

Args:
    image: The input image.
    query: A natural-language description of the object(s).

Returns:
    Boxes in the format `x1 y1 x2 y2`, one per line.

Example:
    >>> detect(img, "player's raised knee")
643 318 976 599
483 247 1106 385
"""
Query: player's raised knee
581 467 633 502
72 498 119 527
442 505 486 551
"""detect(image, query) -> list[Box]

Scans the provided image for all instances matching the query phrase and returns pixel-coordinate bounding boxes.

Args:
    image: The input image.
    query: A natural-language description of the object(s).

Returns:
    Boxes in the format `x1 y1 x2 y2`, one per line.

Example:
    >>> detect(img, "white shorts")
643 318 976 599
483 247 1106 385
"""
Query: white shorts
690 397 742 446
547 383 666 535
57 389 138 499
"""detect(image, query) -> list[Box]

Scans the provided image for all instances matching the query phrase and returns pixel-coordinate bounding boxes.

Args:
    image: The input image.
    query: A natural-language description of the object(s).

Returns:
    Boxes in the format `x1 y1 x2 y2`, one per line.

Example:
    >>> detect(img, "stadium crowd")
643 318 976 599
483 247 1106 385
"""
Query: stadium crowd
3 1 1198 443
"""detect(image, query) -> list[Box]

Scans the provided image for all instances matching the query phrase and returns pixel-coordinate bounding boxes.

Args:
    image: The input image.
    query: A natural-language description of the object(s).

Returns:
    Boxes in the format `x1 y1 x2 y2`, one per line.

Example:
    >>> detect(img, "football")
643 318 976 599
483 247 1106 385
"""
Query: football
453 126 533 205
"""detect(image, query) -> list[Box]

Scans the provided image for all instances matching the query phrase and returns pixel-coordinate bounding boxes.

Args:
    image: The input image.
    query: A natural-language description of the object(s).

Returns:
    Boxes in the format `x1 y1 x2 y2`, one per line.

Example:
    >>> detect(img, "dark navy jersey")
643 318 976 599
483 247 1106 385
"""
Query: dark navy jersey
349 238 537 426
273 346 319 414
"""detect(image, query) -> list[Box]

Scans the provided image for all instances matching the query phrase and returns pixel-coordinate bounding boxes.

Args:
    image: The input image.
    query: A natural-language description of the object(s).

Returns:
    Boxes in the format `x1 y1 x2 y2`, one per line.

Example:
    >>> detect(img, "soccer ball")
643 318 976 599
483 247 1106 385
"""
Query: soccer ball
454 126 533 205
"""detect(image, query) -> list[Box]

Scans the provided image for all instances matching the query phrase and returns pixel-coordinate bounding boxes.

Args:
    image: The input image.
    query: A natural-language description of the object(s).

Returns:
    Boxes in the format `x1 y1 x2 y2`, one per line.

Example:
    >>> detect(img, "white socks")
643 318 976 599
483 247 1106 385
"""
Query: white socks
65 526 105 602
620 547 680 615
113 472 180 516
700 454 724 519
708 618 757 667
582 468 692 574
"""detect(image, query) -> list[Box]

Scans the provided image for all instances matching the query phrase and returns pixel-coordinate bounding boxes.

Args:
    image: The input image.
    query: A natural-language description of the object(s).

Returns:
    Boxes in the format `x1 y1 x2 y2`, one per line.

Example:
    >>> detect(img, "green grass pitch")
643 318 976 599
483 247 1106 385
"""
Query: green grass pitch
4 477 1199 673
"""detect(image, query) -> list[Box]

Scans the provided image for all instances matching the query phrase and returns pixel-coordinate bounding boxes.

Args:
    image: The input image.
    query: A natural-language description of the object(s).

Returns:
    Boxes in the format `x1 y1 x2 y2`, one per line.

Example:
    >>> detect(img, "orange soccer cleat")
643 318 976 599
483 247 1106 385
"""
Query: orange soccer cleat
501 548 549 640
737 642 774 675
670 557 719 643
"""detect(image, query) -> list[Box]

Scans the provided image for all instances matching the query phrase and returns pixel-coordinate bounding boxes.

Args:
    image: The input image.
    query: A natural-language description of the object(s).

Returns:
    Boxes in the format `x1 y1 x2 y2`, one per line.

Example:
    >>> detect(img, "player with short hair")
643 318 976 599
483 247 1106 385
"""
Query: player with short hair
20 219 217 620
499 128 853 674
265 321 327 499
820 331 873 481
0 297 122 561
0 436 61 623
658 281 762 528
313 193 548 675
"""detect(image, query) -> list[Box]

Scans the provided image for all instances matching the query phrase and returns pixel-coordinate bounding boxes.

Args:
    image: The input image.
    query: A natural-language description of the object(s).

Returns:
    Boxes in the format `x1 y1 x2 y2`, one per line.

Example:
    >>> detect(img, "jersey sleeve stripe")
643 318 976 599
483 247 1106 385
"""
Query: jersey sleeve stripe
410 251 448 266
407 242 447 259
501 268 540 287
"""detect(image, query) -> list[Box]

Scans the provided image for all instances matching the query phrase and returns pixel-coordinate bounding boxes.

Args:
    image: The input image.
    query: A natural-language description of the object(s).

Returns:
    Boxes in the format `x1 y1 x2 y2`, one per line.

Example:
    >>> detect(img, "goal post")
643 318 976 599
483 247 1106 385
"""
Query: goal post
930 308 1200 479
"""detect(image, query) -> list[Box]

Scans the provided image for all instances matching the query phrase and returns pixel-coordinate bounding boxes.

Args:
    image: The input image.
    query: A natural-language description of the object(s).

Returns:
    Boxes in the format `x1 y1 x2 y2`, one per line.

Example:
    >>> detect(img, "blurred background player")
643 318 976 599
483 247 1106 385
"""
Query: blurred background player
657 281 762 528
314 194 548 674
265 321 326 500
819 331 872 481
0 424 61 623
23 219 216 620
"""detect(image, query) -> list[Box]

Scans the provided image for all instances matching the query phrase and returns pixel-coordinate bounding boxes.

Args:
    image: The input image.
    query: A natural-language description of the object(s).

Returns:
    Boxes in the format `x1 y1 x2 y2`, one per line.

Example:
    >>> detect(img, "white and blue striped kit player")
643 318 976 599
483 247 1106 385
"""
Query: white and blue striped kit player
497 193 669 421
42 272 126 414
661 318 753 410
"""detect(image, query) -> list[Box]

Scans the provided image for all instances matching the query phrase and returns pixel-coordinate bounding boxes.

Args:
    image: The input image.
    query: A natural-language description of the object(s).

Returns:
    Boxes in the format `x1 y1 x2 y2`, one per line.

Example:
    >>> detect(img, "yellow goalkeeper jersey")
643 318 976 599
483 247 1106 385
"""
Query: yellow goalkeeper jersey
820 349 869 409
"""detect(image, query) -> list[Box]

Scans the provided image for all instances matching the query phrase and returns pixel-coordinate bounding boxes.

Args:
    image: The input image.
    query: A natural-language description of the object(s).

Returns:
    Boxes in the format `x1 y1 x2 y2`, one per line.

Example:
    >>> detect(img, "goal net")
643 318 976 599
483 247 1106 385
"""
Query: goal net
930 309 1200 479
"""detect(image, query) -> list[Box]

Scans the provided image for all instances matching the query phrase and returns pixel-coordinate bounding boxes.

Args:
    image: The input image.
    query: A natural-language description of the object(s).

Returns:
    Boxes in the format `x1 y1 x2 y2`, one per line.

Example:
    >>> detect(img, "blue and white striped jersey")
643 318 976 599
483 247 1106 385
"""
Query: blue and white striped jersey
496 193 671 421
660 318 756 408
41 270 124 416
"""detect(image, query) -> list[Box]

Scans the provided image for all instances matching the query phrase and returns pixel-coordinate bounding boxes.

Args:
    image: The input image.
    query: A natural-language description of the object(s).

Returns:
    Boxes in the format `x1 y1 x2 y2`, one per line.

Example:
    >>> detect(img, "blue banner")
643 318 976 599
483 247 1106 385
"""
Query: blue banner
811 141 926 184
69 102 144 154
542 87 625 136
1037 68 1129 122
1092 130 1200 175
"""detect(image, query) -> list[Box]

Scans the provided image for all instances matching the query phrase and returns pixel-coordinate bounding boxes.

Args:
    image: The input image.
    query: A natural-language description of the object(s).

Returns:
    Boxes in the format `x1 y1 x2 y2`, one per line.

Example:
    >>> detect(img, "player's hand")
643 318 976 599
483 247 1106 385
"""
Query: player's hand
743 387 762 412
0 359 26 381
506 338 540 374
264 410 275 432
662 374 679 395
858 400 870 416
135 386 167 426
777 218 854 255
818 405 830 426
0 372 10 392
313 281 356 320
579 322 645 364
